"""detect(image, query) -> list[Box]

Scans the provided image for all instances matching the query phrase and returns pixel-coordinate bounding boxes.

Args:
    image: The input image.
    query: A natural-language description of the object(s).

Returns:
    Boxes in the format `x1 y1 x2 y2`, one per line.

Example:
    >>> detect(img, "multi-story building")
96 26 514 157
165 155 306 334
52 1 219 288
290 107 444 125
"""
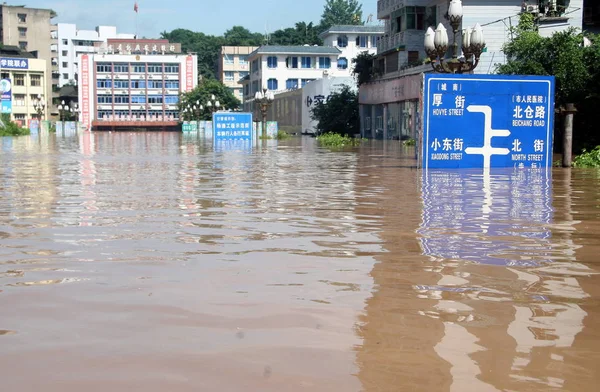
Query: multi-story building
359 0 584 140
318 25 385 76
0 45 48 123
78 39 197 131
57 24 135 87
218 46 258 102
0 4 55 117
239 45 342 102
583 0 600 33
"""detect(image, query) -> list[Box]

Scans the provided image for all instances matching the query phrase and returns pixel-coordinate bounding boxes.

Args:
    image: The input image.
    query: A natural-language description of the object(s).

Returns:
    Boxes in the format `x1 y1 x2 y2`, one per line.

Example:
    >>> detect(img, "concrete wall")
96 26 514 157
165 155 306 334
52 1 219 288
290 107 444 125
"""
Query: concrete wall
301 77 357 134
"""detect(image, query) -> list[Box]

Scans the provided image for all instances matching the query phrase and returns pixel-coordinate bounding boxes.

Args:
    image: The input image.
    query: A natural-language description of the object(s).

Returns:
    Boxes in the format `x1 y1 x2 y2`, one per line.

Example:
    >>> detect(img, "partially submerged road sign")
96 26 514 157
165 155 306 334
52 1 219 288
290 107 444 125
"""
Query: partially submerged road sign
422 74 555 170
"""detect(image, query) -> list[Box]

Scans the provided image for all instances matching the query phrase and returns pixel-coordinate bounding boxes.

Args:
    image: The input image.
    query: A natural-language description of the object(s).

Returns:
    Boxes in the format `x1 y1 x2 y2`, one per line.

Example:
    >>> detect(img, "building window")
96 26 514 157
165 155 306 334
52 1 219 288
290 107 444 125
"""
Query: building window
239 55 248 65
238 71 249 80
14 114 26 121
147 80 162 89
356 36 368 48
114 95 129 104
285 78 298 89
97 95 113 104
113 63 129 73
62 50 68 56
133 65 146 73
18 27 27 37
267 56 277 68
62 73 69 80
267 78 278 90
113 80 129 89
19 41 27 50
164 80 179 89
148 95 163 104
401 6 426 31
164 64 179 73
318 57 331 69
147 64 163 73
251 59 259 72
131 95 146 104
164 96 179 104
97 79 112 88
371 35 381 48
301 56 312 69
130 80 146 88
14 94 25 106
224 71 234 81
31 75 41 86
17 13 27 23
301 79 315 87
14 74 25 86
62 62 68 68
62 39 68 45
244 84 249 96
97 63 112 73
224 55 234 65
286 57 299 69
337 57 348 70
337 35 348 47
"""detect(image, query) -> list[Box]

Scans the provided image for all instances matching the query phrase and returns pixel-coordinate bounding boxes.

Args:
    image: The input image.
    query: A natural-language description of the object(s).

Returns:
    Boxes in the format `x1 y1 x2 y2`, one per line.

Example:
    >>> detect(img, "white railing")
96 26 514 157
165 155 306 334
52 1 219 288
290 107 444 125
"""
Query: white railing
377 32 404 54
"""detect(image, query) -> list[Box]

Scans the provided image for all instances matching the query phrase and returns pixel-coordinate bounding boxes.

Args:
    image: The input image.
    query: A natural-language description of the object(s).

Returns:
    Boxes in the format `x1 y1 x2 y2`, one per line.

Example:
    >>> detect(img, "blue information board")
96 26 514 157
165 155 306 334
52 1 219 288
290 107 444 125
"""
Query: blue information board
422 74 555 170
213 112 253 143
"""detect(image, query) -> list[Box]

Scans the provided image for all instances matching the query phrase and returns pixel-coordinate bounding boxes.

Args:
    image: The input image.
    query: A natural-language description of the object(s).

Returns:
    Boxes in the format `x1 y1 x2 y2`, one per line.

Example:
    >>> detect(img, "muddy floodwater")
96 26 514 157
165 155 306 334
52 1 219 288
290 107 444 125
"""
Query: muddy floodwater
1 132 599 392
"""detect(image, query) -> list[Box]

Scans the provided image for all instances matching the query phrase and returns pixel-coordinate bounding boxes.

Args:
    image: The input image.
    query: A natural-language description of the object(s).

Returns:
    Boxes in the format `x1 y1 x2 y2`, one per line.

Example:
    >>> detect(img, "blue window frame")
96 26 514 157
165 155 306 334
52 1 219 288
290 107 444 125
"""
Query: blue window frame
286 57 298 68
356 36 368 48
301 79 315 87
267 78 278 90
267 56 277 68
97 95 112 104
338 57 348 70
114 80 129 88
301 56 312 69
97 79 112 88
318 57 331 69
337 35 348 47
285 79 298 89
164 81 179 89
164 96 179 104
131 95 146 104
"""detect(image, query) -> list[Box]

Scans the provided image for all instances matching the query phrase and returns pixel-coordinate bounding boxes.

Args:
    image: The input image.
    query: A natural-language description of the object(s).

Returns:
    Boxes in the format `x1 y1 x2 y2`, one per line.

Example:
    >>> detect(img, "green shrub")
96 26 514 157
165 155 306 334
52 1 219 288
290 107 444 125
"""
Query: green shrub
316 132 362 147
276 130 290 140
403 138 416 146
573 146 600 168
0 113 30 136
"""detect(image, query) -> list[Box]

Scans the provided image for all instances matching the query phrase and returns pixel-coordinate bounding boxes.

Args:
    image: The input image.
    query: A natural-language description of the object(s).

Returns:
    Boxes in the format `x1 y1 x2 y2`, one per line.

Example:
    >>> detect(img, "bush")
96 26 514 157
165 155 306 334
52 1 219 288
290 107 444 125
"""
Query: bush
0 113 30 136
310 85 360 137
316 132 362 147
573 146 600 168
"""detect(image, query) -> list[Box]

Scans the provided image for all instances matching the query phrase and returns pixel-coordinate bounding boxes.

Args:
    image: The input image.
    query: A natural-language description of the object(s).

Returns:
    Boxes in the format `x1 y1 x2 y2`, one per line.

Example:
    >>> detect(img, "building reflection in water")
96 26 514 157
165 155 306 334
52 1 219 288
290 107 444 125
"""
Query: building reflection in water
356 161 598 391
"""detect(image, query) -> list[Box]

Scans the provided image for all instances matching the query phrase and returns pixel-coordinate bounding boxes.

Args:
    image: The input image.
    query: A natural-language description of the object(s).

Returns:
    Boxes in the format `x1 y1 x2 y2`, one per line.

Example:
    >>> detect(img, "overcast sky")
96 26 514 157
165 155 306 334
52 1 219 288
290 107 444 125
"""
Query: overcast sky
16 0 379 38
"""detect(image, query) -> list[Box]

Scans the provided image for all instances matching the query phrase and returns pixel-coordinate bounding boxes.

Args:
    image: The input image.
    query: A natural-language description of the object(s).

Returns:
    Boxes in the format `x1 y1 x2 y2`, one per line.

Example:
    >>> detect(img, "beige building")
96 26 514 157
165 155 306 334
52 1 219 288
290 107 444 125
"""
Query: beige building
0 4 55 116
218 46 257 102
0 47 48 123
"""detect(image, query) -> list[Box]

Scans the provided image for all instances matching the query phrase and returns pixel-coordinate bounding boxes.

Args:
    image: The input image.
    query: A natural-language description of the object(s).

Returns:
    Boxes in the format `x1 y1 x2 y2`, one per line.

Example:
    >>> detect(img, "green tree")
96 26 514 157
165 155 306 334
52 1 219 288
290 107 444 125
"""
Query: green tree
352 51 378 86
496 16 600 151
223 26 264 46
319 0 363 31
179 79 240 121
269 22 323 46
311 85 359 136
161 29 225 80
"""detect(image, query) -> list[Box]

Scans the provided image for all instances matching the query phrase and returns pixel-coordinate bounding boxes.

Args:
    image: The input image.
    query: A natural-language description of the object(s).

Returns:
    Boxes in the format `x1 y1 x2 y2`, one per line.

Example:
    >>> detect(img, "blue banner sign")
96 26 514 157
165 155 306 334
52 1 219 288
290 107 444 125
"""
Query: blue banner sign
0 79 11 114
422 74 555 169
213 113 253 143
0 58 29 69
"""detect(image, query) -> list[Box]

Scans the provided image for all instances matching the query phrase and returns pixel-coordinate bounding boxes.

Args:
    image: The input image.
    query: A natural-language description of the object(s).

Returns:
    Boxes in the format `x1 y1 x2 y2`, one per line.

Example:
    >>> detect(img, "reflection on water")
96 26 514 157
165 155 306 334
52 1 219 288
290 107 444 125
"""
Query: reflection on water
0 131 599 391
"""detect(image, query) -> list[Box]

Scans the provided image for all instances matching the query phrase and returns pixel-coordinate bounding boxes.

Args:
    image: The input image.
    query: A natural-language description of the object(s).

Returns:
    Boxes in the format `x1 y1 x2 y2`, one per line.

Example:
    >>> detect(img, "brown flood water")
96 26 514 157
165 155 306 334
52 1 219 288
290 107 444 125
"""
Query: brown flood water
0 132 599 391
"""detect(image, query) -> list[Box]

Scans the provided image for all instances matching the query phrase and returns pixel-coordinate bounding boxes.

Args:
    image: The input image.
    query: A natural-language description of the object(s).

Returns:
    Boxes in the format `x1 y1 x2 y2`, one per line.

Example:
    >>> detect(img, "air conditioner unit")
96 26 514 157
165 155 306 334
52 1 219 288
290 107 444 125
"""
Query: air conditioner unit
526 5 539 13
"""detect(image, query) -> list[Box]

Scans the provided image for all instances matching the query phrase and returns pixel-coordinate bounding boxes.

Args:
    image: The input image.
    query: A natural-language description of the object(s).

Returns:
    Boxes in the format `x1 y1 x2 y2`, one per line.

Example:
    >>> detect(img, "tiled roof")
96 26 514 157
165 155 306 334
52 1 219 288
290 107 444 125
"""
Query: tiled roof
250 45 341 56
319 25 385 38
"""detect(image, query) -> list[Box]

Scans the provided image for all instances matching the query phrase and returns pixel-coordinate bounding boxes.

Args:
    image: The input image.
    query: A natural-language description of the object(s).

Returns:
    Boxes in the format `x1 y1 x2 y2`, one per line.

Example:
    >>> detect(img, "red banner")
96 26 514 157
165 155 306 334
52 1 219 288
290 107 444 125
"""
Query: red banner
81 54 90 129
186 56 193 92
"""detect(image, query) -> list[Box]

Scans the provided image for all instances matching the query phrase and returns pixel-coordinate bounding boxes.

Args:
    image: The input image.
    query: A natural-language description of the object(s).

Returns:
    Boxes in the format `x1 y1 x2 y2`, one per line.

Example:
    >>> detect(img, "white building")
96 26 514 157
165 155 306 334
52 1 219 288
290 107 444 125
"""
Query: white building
240 45 342 101
78 39 197 131
56 23 134 87
318 25 385 76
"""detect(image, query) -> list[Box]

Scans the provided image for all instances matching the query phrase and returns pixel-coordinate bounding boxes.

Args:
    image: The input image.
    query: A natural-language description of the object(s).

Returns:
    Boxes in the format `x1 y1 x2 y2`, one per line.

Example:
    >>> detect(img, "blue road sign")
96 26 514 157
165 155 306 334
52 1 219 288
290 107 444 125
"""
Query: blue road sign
213 112 253 143
422 74 555 170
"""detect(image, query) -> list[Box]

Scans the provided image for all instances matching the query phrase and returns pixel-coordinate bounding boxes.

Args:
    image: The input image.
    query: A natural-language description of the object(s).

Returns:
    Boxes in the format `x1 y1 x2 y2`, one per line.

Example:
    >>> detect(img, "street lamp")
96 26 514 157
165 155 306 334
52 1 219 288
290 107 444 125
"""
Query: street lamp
424 0 486 74
254 88 274 138
57 100 70 121
33 94 46 120
205 94 221 115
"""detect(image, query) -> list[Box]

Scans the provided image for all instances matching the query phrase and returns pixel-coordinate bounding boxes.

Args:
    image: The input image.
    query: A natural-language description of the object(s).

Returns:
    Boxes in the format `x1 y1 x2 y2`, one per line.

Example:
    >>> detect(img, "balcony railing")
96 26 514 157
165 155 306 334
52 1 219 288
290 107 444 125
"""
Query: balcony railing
377 32 405 54
377 0 405 20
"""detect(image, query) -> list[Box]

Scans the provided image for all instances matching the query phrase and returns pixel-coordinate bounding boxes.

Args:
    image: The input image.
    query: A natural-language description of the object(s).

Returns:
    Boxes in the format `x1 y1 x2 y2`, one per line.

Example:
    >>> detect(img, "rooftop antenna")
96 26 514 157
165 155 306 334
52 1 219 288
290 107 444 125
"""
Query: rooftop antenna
264 22 270 45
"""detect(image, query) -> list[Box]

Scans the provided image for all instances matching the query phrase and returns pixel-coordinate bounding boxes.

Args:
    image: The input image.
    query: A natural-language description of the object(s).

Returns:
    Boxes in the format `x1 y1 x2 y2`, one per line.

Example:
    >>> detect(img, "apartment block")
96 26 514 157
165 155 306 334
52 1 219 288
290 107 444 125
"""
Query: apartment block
219 46 258 102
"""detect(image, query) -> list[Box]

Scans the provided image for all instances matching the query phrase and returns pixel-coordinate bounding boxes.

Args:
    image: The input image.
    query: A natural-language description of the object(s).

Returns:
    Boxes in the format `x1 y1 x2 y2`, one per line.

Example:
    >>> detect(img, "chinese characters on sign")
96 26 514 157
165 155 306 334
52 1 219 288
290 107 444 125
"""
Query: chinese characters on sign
81 55 90 129
105 43 179 55
0 58 29 69
213 113 253 143
422 74 555 169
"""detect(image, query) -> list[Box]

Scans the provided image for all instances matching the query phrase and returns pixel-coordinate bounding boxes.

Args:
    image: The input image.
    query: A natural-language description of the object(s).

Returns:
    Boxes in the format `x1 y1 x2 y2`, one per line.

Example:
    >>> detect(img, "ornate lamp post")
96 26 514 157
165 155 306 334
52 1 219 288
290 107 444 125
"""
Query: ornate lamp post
33 94 46 120
424 0 486 74
254 88 274 138
205 94 221 115
57 100 70 121
71 103 80 122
